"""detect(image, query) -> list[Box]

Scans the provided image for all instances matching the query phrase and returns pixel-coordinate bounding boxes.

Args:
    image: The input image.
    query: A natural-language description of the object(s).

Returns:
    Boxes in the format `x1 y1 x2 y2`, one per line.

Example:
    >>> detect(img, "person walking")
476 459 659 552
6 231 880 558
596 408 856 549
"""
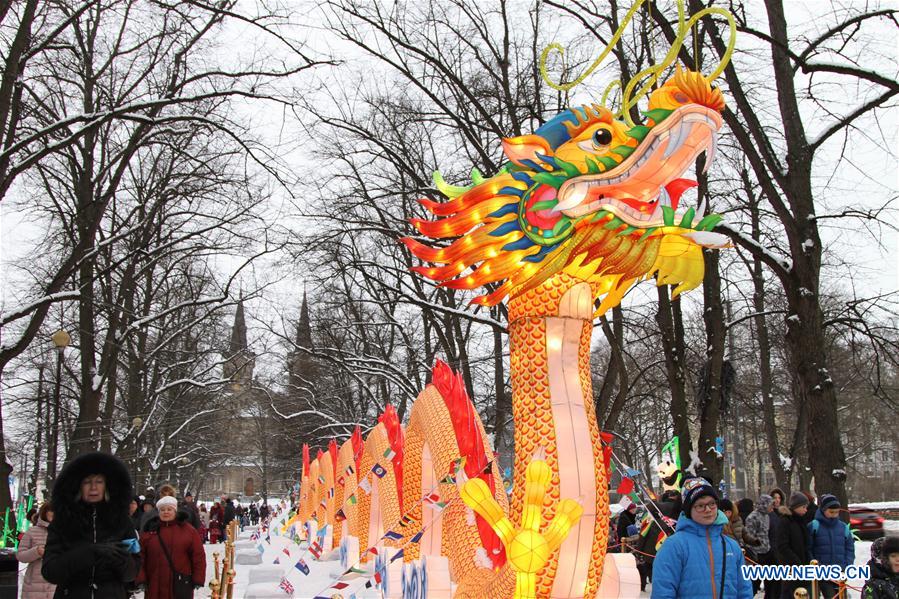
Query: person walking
16 502 56 598
136 496 206 599
249 504 259 526
651 478 753 599
809 494 855 599
222 498 235 540
198 504 209 544
616 502 638 552
41 452 141 599
776 492 812 599
862 536 899 599
746 494 776 597
181 492 201 530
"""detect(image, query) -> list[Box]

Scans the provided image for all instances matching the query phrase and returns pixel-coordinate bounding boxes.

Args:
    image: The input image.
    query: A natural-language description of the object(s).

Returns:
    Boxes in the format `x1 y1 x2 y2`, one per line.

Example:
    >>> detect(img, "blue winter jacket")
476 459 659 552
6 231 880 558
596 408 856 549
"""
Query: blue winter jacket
808 508 854 568
651 512 753 599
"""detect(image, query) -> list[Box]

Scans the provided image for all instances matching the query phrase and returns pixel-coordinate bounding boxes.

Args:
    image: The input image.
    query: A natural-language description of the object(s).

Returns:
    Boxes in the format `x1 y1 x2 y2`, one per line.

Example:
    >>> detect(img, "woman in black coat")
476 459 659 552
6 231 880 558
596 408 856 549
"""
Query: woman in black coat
42 452 141 599
775 493 812 599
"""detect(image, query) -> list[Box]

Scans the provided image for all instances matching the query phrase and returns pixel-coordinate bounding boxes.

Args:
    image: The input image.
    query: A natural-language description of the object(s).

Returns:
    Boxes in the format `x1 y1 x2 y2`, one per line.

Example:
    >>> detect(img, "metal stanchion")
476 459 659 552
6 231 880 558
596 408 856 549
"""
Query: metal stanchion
810 560 819 598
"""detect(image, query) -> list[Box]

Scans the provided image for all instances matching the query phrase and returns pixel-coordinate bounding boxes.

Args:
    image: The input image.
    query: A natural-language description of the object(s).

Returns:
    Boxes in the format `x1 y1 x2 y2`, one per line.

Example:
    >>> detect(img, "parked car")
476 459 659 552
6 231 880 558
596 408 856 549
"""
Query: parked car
849 506 884 540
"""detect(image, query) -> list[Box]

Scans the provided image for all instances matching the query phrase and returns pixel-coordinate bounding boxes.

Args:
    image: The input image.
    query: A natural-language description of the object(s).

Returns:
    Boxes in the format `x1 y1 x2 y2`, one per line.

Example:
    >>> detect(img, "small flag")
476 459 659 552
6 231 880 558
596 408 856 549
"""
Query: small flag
358 478 372 494
398 513 414 527
439 473 456 485
295 558 310 575
328 487 335 498
309 542 322 559
335 508 346 522
273 557 280 564
390 549 404 562
371 463 387 478
337 475 345 486
382 530 403 541
331 582 349 590
617 477 635 495
319 499 327 509
424 493 447 511
279 577 295 595
317 474 326 484
367 547 379 555
256 544 265 554
451 456 467 473
383 447 396 461
345 464 355 475
374 571 383 584
282 547 291 556
347 494 358 505
411 531 423 543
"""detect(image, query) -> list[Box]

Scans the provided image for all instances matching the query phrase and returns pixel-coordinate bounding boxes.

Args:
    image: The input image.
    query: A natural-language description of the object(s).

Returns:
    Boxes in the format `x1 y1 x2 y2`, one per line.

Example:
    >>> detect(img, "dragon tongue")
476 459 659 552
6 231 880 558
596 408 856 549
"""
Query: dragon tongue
663 178 697 211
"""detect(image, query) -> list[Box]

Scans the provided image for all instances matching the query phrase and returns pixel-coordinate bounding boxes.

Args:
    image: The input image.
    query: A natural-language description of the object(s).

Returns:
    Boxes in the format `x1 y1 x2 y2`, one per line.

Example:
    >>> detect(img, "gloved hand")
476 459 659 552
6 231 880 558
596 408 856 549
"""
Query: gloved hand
119 538 141 554
92 543 130 570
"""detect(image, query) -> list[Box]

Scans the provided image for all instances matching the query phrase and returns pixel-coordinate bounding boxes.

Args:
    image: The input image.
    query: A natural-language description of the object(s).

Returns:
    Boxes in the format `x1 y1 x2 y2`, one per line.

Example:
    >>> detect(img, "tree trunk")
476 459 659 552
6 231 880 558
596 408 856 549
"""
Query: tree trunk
744 171 789 491
698 246 725 484
491 320 510 462
655 285 693 471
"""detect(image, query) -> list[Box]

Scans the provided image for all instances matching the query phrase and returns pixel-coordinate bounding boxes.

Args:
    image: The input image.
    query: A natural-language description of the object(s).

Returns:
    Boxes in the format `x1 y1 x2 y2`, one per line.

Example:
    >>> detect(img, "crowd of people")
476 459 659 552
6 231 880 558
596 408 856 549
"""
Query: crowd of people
12 450 271 599
614 478 899 599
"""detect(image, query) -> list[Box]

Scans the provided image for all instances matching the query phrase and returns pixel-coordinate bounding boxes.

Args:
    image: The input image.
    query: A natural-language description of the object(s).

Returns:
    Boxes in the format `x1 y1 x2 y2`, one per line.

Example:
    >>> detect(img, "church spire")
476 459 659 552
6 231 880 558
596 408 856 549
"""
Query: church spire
224 296 254 389
295 289 313 350
230 298 248 355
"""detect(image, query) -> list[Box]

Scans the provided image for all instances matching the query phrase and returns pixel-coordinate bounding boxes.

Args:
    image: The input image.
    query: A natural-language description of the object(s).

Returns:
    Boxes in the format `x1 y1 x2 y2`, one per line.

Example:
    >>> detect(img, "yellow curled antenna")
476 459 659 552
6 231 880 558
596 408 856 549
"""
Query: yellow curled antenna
540 0 737 126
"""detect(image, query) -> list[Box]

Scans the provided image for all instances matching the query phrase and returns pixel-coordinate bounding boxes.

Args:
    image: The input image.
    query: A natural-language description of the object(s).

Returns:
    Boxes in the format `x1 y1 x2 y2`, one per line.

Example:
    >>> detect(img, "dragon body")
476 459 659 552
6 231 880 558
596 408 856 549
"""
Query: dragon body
293 67 729 598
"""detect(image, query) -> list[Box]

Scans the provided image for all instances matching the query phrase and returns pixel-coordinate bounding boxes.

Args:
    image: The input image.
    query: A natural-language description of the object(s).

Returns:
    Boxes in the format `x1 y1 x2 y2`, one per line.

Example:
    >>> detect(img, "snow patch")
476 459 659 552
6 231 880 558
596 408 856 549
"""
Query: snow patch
786 315 800 324
780 455 793 470
685 450 702 476
474 547 493 569
802 239 814 252
799 287 814 297
465 507 476 526
92 374 103 391
832 469 846 477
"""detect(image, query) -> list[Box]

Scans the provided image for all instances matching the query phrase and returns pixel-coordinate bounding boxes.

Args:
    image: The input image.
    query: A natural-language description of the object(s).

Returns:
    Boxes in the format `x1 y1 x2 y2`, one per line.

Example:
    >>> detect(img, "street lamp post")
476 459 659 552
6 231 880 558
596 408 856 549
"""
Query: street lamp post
47 330 70 489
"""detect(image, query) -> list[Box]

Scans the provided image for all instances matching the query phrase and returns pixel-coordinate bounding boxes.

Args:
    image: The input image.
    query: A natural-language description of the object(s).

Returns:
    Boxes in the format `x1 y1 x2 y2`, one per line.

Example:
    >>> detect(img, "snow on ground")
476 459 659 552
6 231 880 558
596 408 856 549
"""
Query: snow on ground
850 501 899 510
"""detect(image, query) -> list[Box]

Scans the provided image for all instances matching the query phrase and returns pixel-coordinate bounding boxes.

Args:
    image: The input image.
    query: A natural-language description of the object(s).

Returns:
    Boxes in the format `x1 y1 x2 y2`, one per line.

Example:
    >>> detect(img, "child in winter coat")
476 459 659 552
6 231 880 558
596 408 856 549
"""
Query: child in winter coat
863 536 899 599
16 502 56 599
809 494 855 599
651 478 753 598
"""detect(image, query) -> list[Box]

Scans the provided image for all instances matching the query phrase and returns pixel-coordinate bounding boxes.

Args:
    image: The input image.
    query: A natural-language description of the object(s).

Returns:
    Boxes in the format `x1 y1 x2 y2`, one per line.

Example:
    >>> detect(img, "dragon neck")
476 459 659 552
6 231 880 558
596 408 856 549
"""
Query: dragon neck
506 272 608 598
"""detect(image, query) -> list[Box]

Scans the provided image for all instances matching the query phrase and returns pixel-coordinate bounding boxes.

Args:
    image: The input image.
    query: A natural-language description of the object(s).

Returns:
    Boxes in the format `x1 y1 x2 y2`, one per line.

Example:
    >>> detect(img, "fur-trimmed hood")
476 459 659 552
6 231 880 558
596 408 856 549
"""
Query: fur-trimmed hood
50 451 134 540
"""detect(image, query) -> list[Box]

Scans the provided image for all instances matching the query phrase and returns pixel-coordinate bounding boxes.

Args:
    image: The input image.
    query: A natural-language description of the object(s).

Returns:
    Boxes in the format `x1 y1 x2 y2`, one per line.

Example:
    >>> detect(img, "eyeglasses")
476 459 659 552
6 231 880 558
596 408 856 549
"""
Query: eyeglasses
693 502 718 512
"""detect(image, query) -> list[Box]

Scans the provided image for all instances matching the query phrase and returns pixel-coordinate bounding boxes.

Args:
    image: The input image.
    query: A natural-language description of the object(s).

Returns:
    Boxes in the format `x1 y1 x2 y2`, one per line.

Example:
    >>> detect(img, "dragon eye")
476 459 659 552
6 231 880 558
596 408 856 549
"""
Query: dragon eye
592 127 613 148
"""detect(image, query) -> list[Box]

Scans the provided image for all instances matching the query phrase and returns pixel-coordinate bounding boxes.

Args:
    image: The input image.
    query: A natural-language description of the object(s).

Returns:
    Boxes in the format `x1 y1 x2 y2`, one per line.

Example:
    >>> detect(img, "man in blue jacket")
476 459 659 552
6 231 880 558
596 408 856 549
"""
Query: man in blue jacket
652 477 753 598
809 494 855 598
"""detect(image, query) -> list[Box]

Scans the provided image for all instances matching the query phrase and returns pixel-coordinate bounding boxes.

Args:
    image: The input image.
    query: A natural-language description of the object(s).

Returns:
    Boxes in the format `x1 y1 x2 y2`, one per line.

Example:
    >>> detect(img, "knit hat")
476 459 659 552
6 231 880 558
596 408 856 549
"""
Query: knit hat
682 477 718 518
882 536 899 561
156 496 178 509
719 499 734 512
819 494 841 511
757 494 774 511
789 491 809 510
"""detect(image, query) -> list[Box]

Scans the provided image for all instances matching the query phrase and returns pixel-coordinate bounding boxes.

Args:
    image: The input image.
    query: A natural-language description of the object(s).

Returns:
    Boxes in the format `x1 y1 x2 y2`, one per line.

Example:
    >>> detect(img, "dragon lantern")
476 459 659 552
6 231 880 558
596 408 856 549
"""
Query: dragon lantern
292 2 736 597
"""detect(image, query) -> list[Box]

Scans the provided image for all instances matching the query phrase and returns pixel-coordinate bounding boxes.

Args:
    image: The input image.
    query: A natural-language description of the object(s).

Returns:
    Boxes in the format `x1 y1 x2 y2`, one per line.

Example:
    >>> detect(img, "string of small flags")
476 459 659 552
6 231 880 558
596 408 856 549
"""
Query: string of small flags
313 495 460 598
312 458 493 597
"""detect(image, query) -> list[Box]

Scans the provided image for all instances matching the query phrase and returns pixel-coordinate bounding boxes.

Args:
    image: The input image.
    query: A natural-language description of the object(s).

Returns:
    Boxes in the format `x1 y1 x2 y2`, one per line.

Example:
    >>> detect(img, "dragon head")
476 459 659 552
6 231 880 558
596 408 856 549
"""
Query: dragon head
403 68 730 312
